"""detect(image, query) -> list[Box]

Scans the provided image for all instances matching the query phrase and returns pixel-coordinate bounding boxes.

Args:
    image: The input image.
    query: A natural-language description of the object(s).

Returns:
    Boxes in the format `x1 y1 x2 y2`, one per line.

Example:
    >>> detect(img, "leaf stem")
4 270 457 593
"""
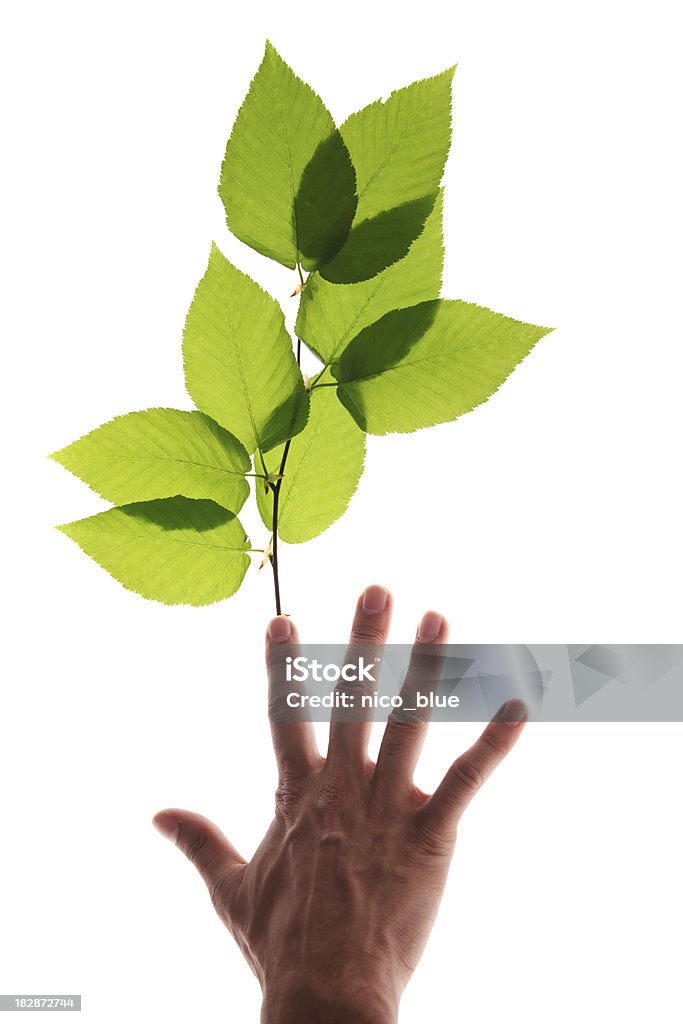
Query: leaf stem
257 448 269 478
269 436 291 615
311 362 334 387
268 328 303 616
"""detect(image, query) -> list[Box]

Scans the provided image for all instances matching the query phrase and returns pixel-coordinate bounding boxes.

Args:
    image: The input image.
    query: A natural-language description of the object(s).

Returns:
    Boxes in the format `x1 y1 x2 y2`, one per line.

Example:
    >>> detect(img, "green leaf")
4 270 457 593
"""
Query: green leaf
256 387 365 543
219 41 357 271
342 67 454 219
296 192 444 366
183 244 309 454
50 408 251 513
333 300 552 434
57 497 251 606
316 67 454 283
319 194 438 284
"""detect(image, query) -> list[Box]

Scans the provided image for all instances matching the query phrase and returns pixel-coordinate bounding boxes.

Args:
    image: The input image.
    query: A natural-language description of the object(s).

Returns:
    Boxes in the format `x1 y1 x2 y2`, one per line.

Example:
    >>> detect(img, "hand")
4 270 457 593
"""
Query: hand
153 585 528 1023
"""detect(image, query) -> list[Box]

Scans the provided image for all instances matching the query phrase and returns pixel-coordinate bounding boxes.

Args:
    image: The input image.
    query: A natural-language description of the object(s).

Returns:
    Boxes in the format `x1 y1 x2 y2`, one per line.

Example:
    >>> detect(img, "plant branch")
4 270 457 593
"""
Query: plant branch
269 293 304 615
269 434 292 615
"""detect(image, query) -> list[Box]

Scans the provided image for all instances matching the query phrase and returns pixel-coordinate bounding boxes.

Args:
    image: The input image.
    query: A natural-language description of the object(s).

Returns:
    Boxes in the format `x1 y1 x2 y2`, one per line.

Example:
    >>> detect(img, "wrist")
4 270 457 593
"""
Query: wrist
261 983 399 1024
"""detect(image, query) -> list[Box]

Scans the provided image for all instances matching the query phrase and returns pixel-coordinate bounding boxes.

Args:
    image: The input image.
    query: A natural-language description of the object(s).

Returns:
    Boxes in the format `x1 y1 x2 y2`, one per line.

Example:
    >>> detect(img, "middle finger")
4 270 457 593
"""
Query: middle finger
326 584 393 771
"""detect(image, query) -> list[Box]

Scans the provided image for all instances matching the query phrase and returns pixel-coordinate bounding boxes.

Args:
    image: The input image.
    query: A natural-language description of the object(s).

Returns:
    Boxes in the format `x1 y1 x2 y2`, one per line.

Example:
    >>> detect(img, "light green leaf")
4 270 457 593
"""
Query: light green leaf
183 244 309 454
296 192 443 366
219 41 357 271
333 300 552 434
50 408 250 513
315 67 453 283
57 497 251 606
341 67 454 221
256 387 365 543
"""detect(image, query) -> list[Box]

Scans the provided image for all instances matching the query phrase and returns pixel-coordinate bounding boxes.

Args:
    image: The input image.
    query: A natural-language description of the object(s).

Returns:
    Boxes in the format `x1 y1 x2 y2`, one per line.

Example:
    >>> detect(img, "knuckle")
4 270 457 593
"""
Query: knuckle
183 828 209 866
266 649 295 684
449 755 485 794
275 773 306 817
481 730 509 759
351 621 386 644
265 648 286 675
408 649 443 679
334 678 374 704
318 830 346 847
315 770 348 810
333 673 375 704
268 691 296 722
387 709 429 729
408 819 456 859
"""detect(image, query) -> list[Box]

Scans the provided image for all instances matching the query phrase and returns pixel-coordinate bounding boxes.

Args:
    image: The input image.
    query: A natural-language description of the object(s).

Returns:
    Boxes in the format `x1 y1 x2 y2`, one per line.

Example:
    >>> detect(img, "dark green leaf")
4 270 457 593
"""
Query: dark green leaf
296 193 444 365
315 67 453 282
318 194 438 284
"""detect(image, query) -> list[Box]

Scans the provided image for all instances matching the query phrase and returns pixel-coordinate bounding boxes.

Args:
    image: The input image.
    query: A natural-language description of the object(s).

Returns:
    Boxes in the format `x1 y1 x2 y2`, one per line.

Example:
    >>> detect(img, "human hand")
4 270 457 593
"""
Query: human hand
153 585 527 1023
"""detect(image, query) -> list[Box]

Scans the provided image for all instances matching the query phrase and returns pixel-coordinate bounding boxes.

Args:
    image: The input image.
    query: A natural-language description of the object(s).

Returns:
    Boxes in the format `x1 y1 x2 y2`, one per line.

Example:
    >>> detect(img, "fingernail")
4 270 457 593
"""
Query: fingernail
417 610 444 642
153 812 179 844
362 585 389 613
495 699 529 726
268 616 292 642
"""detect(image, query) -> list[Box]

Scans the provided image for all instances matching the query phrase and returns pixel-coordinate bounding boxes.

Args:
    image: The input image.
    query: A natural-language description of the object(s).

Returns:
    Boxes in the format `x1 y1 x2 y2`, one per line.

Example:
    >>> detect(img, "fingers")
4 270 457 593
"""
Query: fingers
153 808 245 917
419 699 528 840
266 616 320 777
326 584 393 770
373 610 448 800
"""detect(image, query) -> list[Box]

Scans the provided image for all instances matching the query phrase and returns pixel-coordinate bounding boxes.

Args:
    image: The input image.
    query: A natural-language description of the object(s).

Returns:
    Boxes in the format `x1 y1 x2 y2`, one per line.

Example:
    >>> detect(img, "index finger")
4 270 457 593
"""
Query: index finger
266 616 321 777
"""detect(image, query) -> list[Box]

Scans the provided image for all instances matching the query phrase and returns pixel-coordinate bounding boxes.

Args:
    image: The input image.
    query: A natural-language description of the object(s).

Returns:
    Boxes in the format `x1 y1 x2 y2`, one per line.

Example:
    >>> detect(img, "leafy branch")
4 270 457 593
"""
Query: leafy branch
51 42 552 611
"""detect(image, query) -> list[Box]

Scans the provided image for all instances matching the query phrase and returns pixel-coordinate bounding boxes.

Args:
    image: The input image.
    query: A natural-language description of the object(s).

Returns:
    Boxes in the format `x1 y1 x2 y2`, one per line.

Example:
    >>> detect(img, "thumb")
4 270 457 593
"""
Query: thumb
153 808 245 916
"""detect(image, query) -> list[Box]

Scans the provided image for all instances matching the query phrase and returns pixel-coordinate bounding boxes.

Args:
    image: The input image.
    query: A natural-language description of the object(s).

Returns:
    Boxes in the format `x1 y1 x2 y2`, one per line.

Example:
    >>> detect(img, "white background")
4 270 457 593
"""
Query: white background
1 1 682 1020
